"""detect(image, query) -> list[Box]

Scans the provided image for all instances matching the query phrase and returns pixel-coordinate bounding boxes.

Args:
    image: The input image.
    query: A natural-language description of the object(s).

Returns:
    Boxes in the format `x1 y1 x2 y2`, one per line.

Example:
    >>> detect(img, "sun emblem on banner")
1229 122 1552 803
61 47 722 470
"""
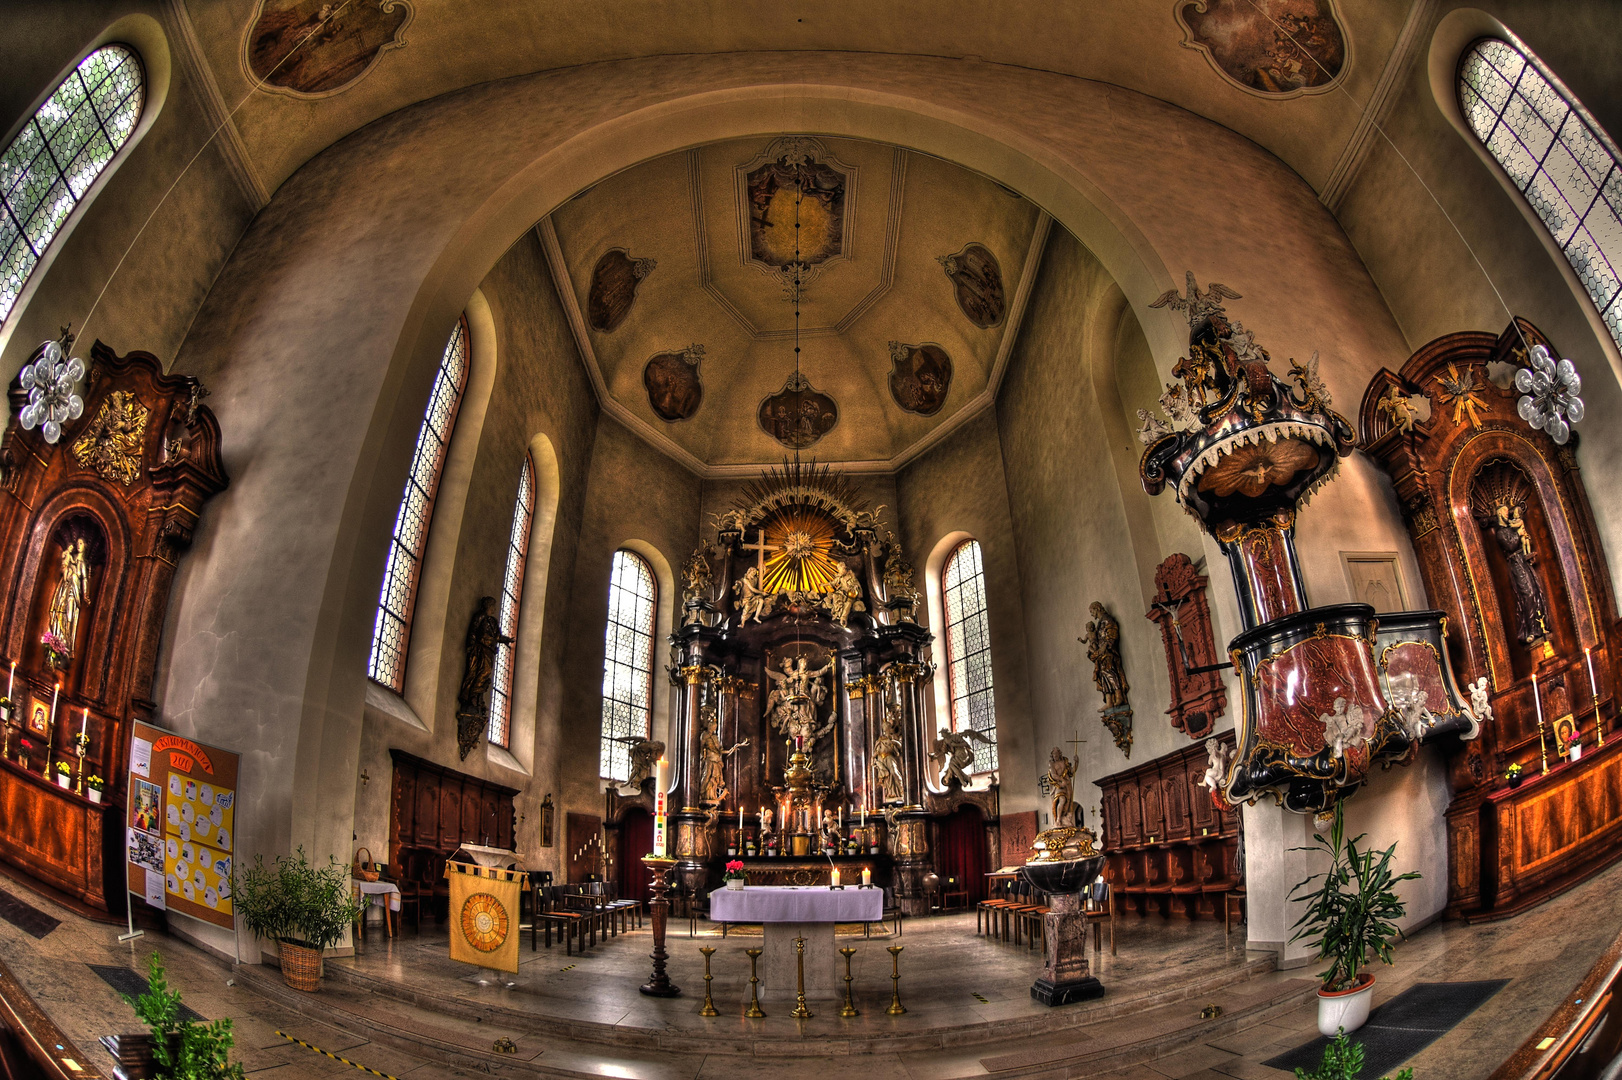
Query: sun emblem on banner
460 892 509 952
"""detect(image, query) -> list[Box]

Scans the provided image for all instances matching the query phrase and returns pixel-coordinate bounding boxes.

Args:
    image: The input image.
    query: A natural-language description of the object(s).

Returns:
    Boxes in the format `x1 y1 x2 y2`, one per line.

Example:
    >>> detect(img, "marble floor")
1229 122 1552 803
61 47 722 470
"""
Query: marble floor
1 856 1619 1079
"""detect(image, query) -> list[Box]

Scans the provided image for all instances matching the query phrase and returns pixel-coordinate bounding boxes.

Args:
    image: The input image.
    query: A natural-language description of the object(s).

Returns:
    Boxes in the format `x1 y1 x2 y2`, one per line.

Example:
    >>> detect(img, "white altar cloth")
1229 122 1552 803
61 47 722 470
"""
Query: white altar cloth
453 844 520 869
710 885 882 924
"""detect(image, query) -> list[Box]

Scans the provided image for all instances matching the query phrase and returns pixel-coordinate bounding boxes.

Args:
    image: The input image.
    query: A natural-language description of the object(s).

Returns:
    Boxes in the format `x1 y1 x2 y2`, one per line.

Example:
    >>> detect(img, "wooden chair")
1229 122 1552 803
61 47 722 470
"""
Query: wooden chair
536 885 590 954
1084 880 1115 956
1224 886 1246 945
942 876 969 912
394 849 426 931
977 879 1020 936
685 885 715 938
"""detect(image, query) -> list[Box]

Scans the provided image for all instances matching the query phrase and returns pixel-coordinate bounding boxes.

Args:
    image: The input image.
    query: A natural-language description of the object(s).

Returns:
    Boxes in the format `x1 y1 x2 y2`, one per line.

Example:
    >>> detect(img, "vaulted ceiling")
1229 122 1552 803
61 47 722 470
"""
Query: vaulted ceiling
545 137 1045 472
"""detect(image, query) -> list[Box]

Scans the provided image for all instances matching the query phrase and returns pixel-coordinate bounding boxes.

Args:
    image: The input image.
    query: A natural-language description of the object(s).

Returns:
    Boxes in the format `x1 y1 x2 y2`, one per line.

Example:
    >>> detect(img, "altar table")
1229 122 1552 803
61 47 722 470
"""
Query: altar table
709 885 883 998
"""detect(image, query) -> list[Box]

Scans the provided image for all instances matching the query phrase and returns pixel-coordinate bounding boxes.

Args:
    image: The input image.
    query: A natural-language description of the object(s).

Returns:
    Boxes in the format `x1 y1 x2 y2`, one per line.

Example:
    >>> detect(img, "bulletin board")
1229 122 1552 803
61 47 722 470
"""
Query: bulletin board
125 720 240 929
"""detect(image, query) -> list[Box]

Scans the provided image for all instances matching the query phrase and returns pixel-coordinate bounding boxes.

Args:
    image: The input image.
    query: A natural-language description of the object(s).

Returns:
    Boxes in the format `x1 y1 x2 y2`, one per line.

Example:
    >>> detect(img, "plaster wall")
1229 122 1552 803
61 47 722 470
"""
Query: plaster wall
349 231 599 885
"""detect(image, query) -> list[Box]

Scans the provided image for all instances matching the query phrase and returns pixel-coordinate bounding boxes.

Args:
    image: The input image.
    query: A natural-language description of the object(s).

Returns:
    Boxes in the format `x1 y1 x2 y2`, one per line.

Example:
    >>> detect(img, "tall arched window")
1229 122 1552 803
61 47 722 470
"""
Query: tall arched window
1459 37 1622 349
942 539 997 773
599 550 656 782
1 44 144 326
488 455 534 748
367 319 470 691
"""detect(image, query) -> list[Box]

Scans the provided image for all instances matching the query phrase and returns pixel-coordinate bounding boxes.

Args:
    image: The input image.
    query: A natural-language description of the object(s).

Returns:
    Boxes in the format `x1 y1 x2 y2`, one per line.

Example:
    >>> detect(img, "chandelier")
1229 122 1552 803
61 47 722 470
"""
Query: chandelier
19 332 84 444
1515 343 1584 445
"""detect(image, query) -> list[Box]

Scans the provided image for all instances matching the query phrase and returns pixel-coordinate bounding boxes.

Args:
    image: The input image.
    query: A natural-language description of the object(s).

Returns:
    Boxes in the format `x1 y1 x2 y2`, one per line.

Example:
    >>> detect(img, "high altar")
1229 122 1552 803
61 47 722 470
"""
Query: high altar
627 462 981 913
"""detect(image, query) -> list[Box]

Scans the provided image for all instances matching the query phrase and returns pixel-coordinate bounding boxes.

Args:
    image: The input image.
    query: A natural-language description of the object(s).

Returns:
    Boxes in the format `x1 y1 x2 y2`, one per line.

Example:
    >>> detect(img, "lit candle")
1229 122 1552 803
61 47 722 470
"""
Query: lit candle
6 661 12 700
838 806 844 831
861 868 871 886
48 683 58 728
1533 674 1545 728
831 869 840 888
860 806 866 827
80 708 88 739
654 757 669 815
739 805 744 830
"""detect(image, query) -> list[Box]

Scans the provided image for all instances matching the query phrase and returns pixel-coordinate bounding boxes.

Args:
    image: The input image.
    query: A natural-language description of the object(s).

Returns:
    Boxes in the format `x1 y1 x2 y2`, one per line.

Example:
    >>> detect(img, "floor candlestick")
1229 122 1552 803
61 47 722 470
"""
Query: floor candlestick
839 946 859 1017
698 946 718 1016
745 948 766 1018
886 945 906 1014
639 855 680 997
791 936 812 1018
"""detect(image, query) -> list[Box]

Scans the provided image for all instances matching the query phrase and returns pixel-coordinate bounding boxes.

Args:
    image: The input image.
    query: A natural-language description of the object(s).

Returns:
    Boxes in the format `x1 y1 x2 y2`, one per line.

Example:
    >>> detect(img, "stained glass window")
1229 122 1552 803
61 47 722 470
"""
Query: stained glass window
599 550 656 782
367 319 470 691
1459 37 1622 350
943 539 997 773
1 45 143 327
488 456 534 748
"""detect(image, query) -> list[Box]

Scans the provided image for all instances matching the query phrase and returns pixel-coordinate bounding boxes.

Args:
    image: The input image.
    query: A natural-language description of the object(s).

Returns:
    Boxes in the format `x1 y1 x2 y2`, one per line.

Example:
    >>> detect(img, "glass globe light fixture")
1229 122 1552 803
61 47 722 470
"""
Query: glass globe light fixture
1515 343 1584 445
18 339 84 445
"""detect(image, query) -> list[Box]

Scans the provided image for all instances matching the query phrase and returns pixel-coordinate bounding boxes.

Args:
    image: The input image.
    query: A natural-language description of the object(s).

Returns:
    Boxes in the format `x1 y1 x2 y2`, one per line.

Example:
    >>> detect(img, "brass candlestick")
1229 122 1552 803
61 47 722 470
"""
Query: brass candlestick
698 946 718 1016
72 732 87 795
639 855 680 997
791 936 812 1018
744 948 766 1018
838 946 859 1017
886 945 906 1015
1538 714 1550 775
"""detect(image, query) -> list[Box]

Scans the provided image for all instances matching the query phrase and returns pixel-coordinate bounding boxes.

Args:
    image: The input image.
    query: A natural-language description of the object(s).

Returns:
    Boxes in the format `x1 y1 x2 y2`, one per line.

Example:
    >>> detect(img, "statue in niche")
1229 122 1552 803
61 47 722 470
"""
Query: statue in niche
871 704 906 805
455 596 512 760
1472 468 1550 648
764 655 836 747
612 736 665 794
734 566 772 625
1046 746 1078 827
818 562 864 626
1082 602 1129 707
936 726 995 788
45 538 91 664
696 704 748 806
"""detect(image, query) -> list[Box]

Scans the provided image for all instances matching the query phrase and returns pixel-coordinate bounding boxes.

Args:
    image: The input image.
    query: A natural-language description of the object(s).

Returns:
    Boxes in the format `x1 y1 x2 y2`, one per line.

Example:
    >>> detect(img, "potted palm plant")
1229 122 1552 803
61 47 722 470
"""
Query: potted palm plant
1289 802 1420 1036
234 847 365 992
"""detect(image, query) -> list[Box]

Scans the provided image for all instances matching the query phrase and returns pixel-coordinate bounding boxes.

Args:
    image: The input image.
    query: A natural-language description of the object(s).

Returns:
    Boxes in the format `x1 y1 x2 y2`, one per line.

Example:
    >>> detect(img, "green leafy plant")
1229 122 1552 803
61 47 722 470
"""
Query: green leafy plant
1289 802 1420 992
233 846 365 952
1295 1029 1413 1080
124 952 245 1079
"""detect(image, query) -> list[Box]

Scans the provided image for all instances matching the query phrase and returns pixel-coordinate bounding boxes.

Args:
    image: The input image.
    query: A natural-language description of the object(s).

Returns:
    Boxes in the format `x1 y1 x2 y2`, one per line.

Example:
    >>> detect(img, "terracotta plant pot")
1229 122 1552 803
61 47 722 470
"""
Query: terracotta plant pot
1317 972 1375 1036
278 940 323 992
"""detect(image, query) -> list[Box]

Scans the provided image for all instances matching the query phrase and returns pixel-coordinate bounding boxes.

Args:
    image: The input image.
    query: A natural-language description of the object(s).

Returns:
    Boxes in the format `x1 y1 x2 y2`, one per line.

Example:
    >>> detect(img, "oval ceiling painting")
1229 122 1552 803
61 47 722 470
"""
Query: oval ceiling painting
588 249 656 333
938 243 1005 328
644 345 705 422
759 373 838 449
888 342 953 417
245 0 414 97
1175 0 1346 97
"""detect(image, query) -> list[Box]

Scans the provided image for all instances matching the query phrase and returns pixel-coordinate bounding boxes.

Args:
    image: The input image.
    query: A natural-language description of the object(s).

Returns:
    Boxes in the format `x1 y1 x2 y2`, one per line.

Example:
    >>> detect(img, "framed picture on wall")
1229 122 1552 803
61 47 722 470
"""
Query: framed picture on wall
25 696 50 738
1342 552 1407 614
539 793 554 848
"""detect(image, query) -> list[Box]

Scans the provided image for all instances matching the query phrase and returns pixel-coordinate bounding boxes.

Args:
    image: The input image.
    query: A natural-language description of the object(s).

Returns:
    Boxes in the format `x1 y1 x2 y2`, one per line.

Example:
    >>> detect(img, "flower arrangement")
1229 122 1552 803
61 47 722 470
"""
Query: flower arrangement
723 860 746 882
40 631 70 671
1505 762 1524 785
86 774 105 792
54 760 70 775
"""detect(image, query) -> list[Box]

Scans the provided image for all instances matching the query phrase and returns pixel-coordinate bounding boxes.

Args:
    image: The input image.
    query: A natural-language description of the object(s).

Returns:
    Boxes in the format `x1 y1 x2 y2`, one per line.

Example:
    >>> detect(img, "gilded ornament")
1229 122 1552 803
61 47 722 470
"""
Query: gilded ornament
71 390 148 486
1433 363 1487 430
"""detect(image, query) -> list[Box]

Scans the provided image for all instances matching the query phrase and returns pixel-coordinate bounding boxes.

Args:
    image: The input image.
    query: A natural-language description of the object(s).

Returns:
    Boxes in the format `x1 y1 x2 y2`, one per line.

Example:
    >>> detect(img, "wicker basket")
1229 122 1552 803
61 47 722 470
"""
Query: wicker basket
353 846 380 883
278 940 322 992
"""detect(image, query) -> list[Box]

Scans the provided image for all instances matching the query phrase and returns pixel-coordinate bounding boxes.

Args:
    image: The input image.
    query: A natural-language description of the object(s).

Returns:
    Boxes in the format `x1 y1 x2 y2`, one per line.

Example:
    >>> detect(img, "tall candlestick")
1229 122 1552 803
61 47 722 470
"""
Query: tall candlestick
1588 648 1605 747
1534 674 1549 775
6 661 12 700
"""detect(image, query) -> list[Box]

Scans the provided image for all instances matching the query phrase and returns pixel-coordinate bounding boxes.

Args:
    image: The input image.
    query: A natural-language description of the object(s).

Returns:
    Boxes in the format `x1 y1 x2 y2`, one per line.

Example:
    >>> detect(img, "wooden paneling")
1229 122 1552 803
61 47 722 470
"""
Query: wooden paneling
0 760 110 908
387 749 519 871
566 813 602 883
1094 736 1239 919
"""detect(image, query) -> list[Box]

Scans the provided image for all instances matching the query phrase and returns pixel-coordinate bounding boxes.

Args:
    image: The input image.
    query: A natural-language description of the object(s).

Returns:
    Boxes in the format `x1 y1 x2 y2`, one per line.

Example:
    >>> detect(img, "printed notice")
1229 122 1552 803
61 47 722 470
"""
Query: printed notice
144 868 166 910
130 736 153 778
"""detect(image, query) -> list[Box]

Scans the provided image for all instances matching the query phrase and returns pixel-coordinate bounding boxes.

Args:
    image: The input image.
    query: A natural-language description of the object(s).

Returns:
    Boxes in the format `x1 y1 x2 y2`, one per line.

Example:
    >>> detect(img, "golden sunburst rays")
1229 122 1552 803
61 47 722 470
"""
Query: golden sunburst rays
761 507 842 594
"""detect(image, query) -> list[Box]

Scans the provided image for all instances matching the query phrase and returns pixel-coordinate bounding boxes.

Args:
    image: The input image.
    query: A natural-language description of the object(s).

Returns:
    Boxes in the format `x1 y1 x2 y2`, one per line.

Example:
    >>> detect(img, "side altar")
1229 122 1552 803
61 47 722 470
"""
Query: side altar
649 462 974 915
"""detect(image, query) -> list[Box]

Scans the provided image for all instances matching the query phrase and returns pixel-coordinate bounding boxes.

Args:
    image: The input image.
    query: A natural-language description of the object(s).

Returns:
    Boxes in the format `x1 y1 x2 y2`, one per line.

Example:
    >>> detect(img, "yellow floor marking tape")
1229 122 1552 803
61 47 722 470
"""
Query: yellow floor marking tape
275 1030 401 1080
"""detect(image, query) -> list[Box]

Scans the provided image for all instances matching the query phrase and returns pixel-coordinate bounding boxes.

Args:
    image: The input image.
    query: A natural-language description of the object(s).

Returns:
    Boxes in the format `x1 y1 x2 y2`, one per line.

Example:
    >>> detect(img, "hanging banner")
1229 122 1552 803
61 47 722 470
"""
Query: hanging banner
125 720 240 929
446 861 526 974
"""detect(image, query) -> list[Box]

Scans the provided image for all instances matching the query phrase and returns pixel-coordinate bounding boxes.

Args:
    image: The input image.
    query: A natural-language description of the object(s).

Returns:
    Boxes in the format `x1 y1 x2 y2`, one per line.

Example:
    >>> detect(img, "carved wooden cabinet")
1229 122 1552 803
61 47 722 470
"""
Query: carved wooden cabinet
388 749 517 870
1095 735 1239 919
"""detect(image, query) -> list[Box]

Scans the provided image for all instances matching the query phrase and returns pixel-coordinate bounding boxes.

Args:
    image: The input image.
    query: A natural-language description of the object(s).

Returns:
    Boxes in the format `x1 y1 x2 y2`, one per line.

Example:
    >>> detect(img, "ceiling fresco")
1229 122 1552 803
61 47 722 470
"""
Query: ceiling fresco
1175 0 1348 97
243 0 414 97
548 136 1043 470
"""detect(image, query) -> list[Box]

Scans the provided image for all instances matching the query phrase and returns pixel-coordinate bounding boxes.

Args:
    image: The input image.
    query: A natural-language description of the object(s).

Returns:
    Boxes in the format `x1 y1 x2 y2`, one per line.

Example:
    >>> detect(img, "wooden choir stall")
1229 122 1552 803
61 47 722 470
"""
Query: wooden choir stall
0 338 226 913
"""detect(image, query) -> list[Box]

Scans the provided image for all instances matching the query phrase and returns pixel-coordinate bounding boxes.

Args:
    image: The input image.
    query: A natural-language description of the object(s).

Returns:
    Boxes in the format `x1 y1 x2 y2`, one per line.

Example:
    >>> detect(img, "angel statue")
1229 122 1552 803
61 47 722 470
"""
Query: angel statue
757 805 774 841
1375 385 1419 434
1199 738 1234 804
1319 697 1369 760
765 655 836 747
871 705 906 805
611 736 665 794
1466 676 1494 725
1046 746 1078 827
734 566 772 624
937 726 995 789
697 705 748 807
1148 272 1242 328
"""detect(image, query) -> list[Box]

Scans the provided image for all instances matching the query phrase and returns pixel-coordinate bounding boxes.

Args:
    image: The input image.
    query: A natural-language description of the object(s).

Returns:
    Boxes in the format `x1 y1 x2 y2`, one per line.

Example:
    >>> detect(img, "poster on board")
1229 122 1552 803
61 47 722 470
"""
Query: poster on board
126 720 240 929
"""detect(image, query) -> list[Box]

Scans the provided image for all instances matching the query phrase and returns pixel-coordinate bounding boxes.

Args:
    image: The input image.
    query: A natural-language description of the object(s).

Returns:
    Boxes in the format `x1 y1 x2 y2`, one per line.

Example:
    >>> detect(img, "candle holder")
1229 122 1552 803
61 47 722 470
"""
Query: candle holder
639 854 680 997
72 732 87 795
698 946 718 1017
744 947 766 1018
1537 713 1550 776
886 944 906 1014
838 946 859 1017
791 936 813 1018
